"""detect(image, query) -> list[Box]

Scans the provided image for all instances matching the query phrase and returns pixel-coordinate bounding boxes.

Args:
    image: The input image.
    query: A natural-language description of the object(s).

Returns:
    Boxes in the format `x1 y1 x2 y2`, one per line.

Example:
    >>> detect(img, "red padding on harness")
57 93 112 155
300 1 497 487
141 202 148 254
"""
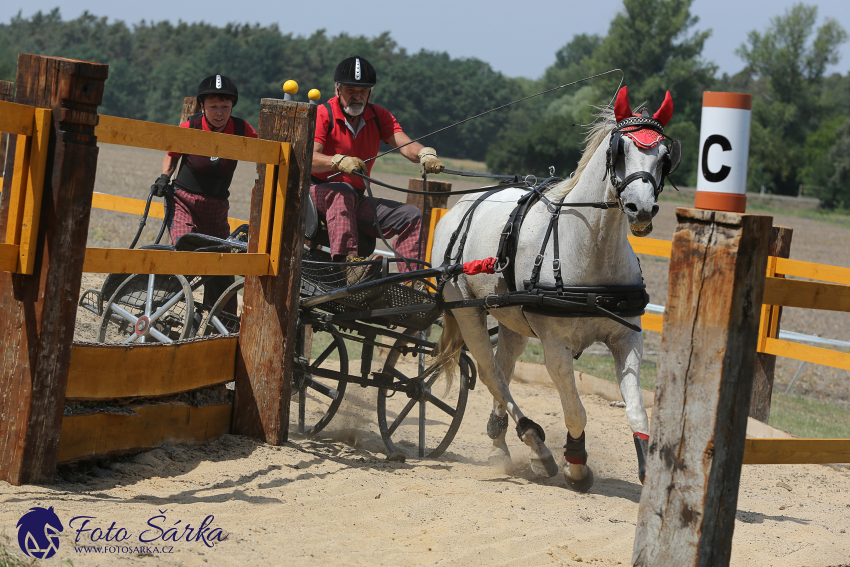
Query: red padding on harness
633 432 649 442
463 257 497 275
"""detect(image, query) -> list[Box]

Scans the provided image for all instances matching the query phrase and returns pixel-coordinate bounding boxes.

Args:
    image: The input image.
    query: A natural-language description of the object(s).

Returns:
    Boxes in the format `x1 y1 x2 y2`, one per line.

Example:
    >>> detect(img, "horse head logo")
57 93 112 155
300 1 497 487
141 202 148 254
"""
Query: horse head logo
16 506 63 559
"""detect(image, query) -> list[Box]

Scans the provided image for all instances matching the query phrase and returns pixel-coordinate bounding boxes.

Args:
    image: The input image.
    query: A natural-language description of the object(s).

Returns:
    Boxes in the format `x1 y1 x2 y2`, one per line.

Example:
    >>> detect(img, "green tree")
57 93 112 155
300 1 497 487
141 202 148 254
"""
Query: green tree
489 0 715 183
591 0 716 185
824 119 850 209
736 3 847 195
799 115 846 192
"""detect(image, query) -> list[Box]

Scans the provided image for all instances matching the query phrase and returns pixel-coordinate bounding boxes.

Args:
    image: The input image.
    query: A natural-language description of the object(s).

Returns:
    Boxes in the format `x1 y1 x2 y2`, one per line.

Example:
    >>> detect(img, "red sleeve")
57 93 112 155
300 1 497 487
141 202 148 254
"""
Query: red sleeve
314 104 332 146
377 106 403 143
244 122 259 139
166 120 191 158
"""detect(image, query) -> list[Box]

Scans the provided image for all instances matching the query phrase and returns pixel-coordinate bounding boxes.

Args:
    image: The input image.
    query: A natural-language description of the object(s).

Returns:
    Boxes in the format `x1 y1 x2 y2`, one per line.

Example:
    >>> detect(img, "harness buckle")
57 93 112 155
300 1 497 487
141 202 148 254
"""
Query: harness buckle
534 254 544 267
494 258 510 273
501 223 513 236
552 259 561 272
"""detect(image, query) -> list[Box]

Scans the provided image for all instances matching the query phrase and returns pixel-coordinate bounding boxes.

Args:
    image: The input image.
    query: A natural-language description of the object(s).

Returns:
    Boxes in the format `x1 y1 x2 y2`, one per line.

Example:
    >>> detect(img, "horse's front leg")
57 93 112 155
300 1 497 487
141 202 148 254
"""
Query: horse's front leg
608 328 650 483
487 323 529 472
537 331 595 492
448 305 557 478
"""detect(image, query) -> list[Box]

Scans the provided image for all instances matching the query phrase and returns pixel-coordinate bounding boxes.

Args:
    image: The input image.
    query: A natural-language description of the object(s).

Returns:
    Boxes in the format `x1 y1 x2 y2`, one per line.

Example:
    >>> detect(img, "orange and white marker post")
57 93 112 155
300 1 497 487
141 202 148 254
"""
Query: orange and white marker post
695 92 753 213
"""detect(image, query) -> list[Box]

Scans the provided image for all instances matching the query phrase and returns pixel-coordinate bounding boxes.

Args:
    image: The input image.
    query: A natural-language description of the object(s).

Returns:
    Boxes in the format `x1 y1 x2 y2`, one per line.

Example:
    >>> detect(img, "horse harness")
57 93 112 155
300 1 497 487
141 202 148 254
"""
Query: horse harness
605 111 681 202
439 180 648 333
436 114 683 334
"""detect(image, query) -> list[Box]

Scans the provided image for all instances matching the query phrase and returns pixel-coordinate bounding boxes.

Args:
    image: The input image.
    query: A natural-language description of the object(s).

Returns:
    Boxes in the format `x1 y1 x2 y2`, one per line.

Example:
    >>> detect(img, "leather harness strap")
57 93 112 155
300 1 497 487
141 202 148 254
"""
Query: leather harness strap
443 188 502 265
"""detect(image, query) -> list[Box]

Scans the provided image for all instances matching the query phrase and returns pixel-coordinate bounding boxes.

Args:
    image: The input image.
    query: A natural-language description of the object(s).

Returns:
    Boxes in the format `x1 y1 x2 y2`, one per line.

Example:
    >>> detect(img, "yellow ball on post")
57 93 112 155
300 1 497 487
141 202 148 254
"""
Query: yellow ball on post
308 89 321 101
283 80 298 101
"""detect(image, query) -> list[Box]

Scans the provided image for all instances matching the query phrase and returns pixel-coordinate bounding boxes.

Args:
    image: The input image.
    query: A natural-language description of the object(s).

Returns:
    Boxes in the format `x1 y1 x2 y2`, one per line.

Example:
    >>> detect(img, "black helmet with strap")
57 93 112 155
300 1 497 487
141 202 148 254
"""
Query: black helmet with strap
197 74 239 107
334 56 377 88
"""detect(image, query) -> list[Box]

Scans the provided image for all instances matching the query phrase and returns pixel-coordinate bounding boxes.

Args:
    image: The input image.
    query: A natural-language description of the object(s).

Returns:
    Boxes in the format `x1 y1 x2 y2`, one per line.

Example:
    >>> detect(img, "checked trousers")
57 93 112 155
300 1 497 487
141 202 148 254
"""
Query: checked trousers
310 182 423 273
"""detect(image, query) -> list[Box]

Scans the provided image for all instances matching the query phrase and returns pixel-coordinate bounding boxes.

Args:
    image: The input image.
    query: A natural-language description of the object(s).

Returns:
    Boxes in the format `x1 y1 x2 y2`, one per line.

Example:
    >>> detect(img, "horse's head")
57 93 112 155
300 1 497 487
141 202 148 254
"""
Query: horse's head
606 86 680 237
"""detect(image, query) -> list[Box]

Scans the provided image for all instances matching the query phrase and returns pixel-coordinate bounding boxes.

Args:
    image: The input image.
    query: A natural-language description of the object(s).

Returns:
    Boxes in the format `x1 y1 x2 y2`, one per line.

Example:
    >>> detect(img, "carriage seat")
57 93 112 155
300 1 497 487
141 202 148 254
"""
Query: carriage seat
175 233 248 253
174 224 249 253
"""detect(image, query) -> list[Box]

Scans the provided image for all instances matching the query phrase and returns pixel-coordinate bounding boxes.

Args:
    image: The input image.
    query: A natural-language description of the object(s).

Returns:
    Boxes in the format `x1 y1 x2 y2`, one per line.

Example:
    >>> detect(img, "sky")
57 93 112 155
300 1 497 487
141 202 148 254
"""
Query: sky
2 0 849 80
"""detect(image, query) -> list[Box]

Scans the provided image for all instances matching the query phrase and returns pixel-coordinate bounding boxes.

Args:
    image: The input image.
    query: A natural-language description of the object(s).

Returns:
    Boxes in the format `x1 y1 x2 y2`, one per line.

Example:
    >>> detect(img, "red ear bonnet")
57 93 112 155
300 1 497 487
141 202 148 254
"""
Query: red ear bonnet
614 86 632 123
653 91 673 127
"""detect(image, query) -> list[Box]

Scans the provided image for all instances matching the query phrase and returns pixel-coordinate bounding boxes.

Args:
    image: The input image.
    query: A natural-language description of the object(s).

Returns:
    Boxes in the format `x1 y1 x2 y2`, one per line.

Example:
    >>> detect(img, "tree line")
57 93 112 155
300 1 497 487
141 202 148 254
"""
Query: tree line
1 2 848 208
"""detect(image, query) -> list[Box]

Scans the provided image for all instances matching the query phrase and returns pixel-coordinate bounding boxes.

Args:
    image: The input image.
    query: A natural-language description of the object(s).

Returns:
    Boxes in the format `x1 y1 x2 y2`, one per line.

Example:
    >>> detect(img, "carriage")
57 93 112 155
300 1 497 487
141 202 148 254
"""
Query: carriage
78 85 680 489
78 183 479 460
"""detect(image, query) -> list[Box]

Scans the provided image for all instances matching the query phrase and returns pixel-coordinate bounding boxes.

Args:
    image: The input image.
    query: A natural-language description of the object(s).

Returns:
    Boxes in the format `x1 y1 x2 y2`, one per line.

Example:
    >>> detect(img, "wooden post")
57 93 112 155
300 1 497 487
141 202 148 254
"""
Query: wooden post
0 81 13 179
181 97 201 123
633 208 772 567
0 54 108 485
750 226 793 422
406 178 450 259
232 98 316 443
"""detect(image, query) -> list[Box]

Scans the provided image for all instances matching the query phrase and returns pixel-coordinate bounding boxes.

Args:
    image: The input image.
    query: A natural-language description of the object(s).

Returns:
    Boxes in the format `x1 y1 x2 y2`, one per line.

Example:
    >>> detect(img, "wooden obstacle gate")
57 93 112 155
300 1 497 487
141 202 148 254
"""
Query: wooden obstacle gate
0 53 316 485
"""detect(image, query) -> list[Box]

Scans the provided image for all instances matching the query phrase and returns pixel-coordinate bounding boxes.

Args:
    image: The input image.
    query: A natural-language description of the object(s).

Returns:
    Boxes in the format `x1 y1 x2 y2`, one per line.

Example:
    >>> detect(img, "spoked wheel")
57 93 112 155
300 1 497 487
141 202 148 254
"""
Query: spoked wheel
291 323 348 435
200 279 244 336
376 328 473 459
98 273 195 343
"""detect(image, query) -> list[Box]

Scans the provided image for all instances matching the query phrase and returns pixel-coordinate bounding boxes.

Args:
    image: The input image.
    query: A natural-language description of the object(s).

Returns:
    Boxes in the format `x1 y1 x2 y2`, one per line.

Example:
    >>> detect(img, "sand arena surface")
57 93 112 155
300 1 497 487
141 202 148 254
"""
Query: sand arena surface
2 366 849 566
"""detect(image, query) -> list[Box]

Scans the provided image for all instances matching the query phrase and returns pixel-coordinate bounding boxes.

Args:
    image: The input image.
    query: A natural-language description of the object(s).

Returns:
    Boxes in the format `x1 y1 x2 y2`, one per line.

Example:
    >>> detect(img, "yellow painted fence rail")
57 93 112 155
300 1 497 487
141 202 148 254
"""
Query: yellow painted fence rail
0 102 292 277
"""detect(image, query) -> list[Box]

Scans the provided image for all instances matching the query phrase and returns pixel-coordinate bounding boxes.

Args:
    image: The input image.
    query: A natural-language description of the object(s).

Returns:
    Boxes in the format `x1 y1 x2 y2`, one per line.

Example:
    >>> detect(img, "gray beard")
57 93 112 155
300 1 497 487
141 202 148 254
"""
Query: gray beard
345 103 365 116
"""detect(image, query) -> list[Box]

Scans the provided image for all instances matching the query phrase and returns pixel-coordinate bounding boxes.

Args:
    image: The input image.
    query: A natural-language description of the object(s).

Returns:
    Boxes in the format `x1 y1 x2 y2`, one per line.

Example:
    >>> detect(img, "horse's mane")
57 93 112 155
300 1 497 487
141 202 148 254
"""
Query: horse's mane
547 106 616 200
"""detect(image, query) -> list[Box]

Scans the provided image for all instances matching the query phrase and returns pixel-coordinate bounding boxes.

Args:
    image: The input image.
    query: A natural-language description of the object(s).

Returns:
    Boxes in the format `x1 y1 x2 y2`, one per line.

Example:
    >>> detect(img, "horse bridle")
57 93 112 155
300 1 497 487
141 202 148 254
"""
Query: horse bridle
604 115 681 205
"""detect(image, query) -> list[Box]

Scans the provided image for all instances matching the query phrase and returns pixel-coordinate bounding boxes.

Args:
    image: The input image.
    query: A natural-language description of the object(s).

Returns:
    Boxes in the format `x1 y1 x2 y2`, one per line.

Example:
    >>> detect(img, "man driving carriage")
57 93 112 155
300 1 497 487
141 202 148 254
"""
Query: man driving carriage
150 74 258 310
311 56 446 284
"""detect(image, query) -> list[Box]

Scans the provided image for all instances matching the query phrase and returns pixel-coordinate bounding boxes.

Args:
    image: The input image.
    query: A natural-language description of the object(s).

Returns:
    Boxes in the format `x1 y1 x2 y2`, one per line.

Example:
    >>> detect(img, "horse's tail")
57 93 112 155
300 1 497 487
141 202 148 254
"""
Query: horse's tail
435 313 464 393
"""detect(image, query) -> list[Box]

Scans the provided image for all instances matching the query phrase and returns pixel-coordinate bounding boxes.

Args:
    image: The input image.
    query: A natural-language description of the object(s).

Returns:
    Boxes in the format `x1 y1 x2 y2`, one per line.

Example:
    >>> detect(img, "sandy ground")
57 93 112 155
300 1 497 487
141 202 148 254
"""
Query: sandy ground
2 361 850 566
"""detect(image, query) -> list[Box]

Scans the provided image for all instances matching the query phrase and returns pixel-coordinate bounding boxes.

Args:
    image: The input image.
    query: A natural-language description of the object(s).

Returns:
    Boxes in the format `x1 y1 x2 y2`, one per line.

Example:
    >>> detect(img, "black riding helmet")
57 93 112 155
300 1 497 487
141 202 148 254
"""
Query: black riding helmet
334 56 377 88
197 74 238 107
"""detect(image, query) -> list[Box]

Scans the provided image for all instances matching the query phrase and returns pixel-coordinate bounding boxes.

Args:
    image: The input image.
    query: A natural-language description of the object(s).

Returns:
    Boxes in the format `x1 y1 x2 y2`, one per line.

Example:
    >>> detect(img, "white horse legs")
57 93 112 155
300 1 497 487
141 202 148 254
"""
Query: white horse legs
538 332 594 492
448 306 557 477
486 324 529 472
609 330 651 482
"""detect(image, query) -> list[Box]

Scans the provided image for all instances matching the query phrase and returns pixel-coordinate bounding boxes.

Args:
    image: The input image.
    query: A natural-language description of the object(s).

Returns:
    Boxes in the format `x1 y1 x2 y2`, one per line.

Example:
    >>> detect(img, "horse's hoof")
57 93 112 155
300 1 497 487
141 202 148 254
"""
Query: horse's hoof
488 452 513 473
530 452 560 478
564 465 594 493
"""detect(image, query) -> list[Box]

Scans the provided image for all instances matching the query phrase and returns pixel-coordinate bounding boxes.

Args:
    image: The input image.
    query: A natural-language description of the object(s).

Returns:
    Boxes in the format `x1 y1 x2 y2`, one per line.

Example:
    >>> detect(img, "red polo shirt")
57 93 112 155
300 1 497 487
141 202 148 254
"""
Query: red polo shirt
313 97 403 190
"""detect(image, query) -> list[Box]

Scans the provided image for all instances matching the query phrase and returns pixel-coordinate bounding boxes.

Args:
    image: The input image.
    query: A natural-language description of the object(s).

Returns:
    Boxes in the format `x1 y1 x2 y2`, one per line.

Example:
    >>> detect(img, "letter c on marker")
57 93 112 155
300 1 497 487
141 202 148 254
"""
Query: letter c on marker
701 134 732 183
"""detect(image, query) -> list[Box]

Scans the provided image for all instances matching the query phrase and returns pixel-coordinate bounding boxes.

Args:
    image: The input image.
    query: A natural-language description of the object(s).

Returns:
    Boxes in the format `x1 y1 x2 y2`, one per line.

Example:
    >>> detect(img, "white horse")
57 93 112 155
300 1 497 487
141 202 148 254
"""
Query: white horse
432 86 677 491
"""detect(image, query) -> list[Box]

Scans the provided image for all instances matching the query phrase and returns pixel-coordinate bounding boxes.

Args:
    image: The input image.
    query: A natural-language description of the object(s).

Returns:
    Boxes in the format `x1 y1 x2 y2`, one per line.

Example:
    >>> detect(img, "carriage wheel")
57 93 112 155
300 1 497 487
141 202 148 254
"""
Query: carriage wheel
97 274 195 344
291 323 348 435
376 330 472 459
200 279 244 336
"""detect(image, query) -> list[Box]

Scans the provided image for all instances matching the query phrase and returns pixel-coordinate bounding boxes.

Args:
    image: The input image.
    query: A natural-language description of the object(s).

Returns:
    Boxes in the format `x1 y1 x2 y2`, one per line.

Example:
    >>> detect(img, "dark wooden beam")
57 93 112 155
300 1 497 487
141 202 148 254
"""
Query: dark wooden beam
750 225 793 423
406 178 450 260
633 207 772 567
232 98 316 443
0 54 108 485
